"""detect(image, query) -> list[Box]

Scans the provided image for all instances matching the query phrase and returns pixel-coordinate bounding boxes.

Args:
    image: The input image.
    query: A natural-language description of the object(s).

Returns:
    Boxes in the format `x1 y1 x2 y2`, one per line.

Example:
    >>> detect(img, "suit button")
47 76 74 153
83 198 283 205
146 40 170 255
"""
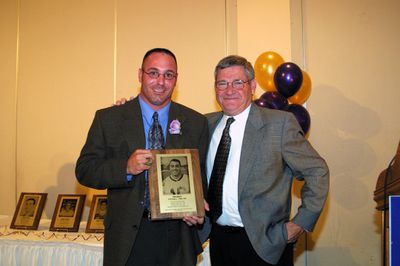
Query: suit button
132 225 138 230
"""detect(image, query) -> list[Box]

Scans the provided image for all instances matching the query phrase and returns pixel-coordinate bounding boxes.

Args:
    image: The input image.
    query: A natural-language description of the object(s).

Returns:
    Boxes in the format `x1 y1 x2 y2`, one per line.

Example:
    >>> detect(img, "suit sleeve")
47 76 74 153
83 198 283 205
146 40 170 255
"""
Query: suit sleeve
75 110 133 190
282 114 329 231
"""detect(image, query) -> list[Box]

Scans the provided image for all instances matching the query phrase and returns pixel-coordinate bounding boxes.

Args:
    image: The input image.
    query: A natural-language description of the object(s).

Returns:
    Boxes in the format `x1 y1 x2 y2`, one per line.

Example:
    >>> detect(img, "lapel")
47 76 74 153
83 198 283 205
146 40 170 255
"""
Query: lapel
165 102 186 149
237 104 266 196
120 99 189 151
121 98 146 152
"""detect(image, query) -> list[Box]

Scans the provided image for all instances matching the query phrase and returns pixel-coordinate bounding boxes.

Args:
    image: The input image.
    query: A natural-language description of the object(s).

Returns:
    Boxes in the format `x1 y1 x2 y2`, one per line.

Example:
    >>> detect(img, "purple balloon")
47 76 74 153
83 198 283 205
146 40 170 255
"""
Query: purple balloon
254 98 269 108
259 91 288 110
274 62 303 98
284 104 310 134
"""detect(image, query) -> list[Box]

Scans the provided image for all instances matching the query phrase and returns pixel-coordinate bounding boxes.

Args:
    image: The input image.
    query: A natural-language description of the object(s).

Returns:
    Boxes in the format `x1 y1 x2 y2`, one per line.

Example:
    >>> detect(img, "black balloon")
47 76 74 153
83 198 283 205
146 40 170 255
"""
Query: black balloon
284 104 310 134
259 91 288 110
274 62 303 98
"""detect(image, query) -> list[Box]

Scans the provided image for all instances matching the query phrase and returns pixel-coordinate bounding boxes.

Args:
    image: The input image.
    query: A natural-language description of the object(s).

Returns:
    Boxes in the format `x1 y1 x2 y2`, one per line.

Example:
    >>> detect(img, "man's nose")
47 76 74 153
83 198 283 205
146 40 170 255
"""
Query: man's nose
156 74 165 84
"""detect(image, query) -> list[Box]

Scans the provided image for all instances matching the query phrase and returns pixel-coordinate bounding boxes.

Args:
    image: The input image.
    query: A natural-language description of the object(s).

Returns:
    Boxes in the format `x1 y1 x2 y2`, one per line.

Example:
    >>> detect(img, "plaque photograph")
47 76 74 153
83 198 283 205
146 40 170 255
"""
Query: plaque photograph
148 149 205 220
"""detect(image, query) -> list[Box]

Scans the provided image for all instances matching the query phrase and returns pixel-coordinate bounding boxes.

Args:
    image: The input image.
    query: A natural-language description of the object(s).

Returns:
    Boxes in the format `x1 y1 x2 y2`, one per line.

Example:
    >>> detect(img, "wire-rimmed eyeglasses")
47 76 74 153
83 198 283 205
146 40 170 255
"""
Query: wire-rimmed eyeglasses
215 79 250 90
142 69 177 80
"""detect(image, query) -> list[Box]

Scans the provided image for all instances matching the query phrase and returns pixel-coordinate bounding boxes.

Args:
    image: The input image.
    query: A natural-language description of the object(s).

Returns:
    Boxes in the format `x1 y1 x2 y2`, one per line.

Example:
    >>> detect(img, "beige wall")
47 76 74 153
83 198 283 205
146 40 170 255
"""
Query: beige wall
237 0 292 98
1 0 400 265
2 0 228 219
298 1 400 265
0 0 18 214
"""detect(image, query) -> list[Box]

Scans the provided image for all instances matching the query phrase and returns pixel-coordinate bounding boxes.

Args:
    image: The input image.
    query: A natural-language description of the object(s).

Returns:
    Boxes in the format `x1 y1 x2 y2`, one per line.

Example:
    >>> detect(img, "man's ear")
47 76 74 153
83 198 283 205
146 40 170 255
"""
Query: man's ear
250 79 257 94
138 68 143 82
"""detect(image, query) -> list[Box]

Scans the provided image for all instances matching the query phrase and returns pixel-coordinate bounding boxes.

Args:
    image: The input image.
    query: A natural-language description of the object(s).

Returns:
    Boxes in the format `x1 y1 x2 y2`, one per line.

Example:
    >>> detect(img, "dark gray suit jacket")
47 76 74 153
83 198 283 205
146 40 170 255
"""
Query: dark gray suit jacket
76 97 208 266
206 103 329 264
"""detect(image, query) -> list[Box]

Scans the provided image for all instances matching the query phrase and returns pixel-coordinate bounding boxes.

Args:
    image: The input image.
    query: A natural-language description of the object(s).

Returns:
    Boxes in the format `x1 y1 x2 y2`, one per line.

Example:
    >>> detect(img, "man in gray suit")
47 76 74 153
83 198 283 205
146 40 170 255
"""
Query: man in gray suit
76 48 208 266
205 55 329 266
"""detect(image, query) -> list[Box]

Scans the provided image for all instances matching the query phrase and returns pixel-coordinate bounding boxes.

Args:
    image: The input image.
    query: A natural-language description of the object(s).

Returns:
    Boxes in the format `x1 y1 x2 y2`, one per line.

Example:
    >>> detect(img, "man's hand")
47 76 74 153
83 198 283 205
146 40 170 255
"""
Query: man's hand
114 96 134 106
126 149 154 175
183 215 204 227
182 200 209 226
285 221 304 243
204 200 210 212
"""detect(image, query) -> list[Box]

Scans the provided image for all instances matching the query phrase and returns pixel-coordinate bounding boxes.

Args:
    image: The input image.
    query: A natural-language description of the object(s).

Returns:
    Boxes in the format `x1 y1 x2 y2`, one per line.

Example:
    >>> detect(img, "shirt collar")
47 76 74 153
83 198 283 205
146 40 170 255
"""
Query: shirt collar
222 104 251 124
138 95 171 125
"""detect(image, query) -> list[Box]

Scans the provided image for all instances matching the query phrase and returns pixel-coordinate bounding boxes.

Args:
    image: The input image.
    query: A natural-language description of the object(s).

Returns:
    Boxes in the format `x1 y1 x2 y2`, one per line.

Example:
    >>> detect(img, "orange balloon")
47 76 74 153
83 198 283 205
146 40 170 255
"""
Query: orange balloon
288 70 312 104
254 51 284 91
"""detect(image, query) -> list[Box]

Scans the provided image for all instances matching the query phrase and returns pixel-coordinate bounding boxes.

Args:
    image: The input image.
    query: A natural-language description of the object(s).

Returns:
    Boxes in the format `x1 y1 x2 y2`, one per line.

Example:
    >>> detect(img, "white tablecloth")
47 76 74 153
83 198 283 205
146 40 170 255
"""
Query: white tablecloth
0 239 103 266
0 215 103 266
0 215 210 266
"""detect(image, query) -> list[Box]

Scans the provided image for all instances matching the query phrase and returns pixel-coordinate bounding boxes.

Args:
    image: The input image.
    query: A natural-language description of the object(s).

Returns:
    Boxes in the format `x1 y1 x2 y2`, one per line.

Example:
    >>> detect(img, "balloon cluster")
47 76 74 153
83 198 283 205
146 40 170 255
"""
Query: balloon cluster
254 51 312 134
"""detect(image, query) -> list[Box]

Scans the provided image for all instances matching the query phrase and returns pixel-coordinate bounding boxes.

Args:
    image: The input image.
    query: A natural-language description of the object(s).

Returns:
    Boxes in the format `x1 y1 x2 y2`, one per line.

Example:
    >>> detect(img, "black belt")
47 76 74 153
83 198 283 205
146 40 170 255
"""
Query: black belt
214 223 245 233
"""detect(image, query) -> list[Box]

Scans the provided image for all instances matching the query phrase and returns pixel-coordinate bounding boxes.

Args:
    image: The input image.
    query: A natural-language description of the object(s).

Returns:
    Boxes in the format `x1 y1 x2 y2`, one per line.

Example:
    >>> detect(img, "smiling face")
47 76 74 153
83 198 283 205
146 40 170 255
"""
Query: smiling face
169 160 182 177
138 52 177 110
215 65 256 116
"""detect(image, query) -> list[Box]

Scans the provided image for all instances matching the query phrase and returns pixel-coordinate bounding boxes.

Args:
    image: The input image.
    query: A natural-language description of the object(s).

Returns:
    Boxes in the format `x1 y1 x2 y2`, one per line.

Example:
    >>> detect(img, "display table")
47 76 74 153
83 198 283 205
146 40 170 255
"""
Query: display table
0 215 210 266
0 215 103 266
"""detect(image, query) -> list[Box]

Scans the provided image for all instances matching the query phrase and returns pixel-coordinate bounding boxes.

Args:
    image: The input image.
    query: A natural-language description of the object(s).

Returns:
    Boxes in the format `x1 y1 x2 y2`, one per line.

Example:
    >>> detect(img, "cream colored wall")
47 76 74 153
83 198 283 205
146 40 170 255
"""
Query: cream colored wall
298 1 400 265
113 1 227 113
238 0 400 265
15 0 116 219
237 0 292 98
0 0 18 214
0 0 228 219
2 0 398 265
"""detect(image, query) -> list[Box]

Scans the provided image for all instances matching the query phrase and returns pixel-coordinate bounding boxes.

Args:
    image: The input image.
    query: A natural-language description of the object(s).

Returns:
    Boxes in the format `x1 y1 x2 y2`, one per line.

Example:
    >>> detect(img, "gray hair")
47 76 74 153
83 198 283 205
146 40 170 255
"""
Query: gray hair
214 55 255 81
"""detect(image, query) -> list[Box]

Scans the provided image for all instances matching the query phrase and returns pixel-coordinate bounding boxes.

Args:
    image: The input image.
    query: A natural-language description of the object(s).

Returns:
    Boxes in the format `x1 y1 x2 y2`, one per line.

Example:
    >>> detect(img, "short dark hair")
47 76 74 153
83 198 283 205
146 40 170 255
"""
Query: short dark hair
142 48 177 68
26 198 36 204
214 55 255 81
169 159 181 168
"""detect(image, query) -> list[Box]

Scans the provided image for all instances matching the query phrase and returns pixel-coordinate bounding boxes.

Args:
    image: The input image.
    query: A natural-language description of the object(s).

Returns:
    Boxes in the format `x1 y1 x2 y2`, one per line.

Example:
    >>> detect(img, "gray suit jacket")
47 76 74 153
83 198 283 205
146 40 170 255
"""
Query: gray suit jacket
206 103 329 264
76 97 208 266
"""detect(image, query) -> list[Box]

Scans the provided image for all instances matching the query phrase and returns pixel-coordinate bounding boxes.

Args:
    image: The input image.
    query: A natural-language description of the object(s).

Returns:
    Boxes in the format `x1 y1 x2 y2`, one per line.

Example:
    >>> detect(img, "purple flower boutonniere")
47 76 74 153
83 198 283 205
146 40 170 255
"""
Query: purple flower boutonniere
169 119 182 135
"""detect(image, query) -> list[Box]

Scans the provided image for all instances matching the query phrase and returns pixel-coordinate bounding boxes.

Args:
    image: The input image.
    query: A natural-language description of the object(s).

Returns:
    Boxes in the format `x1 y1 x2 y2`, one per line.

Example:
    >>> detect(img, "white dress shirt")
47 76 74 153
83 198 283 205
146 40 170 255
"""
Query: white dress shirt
206 105 251 226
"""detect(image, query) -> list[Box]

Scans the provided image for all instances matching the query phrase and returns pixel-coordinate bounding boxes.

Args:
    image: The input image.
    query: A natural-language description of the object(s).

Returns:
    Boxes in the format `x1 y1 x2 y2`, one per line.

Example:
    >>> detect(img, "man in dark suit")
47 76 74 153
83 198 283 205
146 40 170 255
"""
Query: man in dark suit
205 55 329 266
76 48 208 266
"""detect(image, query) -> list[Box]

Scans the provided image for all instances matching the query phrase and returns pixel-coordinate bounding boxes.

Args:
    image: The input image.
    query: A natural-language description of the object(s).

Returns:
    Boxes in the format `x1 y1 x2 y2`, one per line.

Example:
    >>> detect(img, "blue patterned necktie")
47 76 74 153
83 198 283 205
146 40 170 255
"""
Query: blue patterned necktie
144 112 165 210
207 117 235 222
148 112 165 149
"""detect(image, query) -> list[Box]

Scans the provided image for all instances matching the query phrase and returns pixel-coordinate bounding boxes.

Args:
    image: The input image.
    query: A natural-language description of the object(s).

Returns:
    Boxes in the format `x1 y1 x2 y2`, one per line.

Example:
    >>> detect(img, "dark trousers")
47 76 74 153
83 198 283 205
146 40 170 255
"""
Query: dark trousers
126 215 170 266
209 224 293 266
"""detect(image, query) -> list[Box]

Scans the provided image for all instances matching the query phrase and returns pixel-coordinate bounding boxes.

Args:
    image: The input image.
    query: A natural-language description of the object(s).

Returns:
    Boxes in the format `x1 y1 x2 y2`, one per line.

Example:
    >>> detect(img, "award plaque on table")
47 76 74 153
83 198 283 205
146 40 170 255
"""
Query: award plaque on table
50 194 86 232
85 194 107 233
148 149 205 220
10 192 47 230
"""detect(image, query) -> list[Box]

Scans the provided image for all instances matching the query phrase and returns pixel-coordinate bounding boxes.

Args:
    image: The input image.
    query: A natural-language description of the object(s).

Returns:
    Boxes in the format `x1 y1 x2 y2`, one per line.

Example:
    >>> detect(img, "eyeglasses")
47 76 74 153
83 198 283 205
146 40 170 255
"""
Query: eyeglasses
142 69 177 80
215 79 250 90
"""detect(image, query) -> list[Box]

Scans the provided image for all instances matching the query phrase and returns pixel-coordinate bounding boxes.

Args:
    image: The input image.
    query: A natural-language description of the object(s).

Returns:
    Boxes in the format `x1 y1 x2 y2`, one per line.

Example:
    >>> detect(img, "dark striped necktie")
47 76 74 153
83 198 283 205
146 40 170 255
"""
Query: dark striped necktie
207 117 235 222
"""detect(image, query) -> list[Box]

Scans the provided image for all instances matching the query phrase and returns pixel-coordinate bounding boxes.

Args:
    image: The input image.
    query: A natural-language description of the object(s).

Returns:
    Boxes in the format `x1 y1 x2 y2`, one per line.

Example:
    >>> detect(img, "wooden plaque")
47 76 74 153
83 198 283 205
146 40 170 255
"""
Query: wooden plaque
50 194 86 232
85 195 107 233
148 149 205 220
10 192 47 230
